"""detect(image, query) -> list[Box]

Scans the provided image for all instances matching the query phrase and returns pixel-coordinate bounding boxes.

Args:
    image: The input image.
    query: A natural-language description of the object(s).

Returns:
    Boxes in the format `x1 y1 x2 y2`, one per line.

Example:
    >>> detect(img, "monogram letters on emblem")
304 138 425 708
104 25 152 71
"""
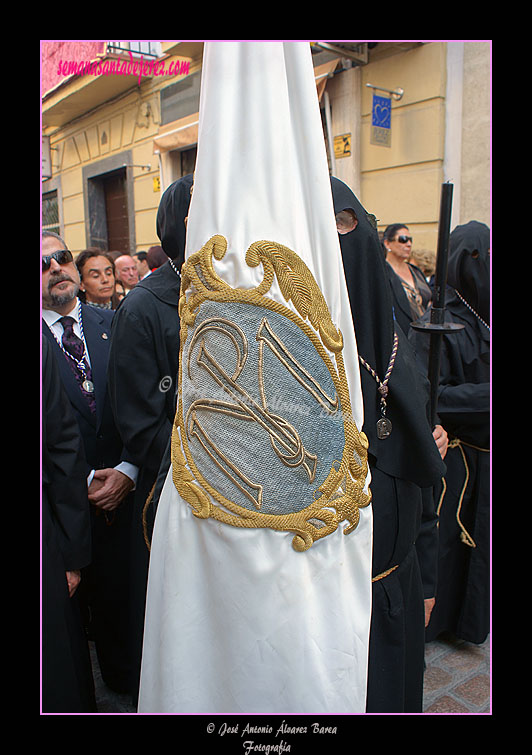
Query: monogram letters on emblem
186 316 338 509
172 235 371 551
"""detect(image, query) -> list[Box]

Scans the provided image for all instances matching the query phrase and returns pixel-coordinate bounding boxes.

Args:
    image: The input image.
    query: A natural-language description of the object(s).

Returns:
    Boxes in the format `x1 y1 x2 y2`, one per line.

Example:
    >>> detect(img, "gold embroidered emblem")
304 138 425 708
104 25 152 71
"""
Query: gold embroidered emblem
172 235 371 551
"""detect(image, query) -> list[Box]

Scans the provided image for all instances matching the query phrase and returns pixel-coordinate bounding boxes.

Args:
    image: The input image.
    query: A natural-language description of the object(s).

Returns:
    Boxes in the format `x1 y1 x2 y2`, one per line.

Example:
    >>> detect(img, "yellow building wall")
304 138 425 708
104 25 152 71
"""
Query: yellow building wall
45 42 489 261
460 41 490 226
44 53 198 255
360 42 447 254
326 66 362 195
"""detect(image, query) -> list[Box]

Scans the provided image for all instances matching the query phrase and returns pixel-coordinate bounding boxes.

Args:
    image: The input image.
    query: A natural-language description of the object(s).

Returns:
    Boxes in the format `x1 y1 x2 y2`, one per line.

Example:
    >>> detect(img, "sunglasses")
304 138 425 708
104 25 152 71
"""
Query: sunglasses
42 249 74 271
396 235 413 244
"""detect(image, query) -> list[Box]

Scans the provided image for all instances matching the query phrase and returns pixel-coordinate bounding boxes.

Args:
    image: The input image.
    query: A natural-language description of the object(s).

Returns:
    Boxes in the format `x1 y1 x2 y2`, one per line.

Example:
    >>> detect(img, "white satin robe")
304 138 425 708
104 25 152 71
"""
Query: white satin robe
138 41 373 714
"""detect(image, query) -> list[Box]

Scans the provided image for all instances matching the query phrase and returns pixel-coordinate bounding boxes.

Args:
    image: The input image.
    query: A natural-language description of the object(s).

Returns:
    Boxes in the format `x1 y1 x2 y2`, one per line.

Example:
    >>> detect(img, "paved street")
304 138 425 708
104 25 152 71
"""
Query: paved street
91 633 491 715
423 633 490 713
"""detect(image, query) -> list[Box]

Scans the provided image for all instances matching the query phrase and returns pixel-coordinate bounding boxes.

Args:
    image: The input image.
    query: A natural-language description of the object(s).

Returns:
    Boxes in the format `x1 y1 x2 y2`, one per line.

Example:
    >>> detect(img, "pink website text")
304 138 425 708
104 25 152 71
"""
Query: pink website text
57 53 190 86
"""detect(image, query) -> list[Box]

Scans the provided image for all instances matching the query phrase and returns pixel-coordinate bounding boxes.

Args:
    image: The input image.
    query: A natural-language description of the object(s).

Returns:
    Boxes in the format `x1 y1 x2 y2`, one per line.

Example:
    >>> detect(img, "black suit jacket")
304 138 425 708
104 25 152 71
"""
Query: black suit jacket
42 302 132 474
42 334 92 572
42 335 96 712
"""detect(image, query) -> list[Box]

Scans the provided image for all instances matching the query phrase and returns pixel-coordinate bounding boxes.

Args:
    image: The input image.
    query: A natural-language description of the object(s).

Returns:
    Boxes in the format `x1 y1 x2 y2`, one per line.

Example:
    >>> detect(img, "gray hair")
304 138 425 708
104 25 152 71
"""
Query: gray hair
42 230 67 248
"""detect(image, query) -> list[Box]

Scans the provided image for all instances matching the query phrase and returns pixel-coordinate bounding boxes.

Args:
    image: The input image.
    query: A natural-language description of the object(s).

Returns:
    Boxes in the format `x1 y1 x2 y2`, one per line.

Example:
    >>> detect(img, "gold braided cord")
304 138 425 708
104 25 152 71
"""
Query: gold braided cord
142 482 157 551
372 564 399 583
172 235 371 552
436 438 489 549
436 477 447 517
245 239 344 353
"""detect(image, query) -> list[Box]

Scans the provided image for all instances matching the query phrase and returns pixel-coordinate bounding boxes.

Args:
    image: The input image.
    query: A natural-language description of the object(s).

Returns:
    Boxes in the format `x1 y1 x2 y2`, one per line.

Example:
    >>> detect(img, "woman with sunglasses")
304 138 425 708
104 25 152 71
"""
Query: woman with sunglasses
383 224 432 336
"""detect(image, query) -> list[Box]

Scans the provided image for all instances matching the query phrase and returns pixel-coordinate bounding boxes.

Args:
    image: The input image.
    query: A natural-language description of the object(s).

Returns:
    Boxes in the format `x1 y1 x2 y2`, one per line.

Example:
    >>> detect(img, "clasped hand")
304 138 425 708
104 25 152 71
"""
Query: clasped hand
88 468 134 511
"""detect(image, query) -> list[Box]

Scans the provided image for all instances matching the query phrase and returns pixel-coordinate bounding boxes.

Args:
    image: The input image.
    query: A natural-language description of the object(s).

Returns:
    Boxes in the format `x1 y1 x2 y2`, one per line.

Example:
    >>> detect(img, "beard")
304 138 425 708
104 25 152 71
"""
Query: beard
44 271 80 309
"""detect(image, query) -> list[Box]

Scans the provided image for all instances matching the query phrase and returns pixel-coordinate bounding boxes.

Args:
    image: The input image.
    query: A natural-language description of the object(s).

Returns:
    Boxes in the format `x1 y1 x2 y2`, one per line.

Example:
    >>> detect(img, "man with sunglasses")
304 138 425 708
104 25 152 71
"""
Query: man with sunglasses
42 230 137 698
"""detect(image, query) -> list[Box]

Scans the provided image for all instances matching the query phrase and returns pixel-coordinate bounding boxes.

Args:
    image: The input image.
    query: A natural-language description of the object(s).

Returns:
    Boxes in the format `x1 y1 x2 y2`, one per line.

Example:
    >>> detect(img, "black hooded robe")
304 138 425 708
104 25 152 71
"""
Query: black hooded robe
409 221 490 644
107 174 193 703
331 178 446 712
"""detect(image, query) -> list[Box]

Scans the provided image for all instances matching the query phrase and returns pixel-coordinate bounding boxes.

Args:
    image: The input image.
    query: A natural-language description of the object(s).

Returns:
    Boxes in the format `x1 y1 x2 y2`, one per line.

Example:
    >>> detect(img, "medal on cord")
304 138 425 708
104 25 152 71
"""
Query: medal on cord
53 301 95 393
359 330 399 439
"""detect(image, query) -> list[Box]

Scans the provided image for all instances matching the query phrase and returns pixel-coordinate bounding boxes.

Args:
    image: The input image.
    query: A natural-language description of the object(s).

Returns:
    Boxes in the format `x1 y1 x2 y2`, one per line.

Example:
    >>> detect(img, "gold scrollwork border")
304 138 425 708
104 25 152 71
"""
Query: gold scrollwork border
172 234 371 551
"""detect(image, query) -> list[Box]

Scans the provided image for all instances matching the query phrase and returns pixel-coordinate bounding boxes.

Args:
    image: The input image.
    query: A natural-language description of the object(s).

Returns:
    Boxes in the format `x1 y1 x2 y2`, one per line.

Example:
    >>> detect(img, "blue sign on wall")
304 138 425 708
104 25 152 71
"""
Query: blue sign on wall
371 94 391 146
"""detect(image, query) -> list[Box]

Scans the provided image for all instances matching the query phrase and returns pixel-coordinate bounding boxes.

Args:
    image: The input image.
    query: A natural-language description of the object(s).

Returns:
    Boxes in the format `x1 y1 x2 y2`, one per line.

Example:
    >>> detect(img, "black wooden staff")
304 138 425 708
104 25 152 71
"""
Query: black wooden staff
411 182 463 427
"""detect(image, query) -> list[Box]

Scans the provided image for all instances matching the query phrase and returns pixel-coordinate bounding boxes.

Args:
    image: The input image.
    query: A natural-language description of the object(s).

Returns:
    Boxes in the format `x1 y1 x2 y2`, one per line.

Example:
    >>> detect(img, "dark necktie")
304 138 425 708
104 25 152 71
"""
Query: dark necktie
60 316 85 361
59 316 96 414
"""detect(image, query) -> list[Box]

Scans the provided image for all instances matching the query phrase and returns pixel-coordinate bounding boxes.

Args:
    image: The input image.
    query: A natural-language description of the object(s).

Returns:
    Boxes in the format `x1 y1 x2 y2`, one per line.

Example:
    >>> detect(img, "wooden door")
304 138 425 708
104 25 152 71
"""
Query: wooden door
103 169 129 253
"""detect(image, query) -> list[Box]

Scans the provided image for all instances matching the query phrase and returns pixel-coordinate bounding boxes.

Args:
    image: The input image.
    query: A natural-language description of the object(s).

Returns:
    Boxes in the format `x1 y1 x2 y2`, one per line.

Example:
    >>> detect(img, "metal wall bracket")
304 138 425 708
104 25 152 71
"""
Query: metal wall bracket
366 83 404 100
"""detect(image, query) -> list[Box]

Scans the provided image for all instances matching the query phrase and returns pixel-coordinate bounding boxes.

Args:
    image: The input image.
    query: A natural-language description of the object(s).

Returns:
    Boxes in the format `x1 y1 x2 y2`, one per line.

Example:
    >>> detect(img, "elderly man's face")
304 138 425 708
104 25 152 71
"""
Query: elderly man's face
115 255 140 288
42 236 80 311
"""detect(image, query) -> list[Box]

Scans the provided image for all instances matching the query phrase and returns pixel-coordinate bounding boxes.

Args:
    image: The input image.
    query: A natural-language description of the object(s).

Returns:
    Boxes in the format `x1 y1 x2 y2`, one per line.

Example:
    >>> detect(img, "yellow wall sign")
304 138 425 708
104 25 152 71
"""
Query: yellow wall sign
333 133 351 159
153 176 161 192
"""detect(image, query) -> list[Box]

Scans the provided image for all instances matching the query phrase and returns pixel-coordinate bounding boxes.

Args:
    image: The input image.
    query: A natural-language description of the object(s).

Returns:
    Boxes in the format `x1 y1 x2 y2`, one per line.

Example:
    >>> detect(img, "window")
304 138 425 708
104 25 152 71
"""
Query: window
160 72 201 125
42 190 60 235
107 41 162 58
168 146 197 181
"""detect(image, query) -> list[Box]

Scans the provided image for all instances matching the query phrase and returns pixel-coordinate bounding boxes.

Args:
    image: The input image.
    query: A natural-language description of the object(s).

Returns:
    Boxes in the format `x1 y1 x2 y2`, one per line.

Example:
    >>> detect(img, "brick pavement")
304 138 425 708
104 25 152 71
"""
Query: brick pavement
423 633 491 714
